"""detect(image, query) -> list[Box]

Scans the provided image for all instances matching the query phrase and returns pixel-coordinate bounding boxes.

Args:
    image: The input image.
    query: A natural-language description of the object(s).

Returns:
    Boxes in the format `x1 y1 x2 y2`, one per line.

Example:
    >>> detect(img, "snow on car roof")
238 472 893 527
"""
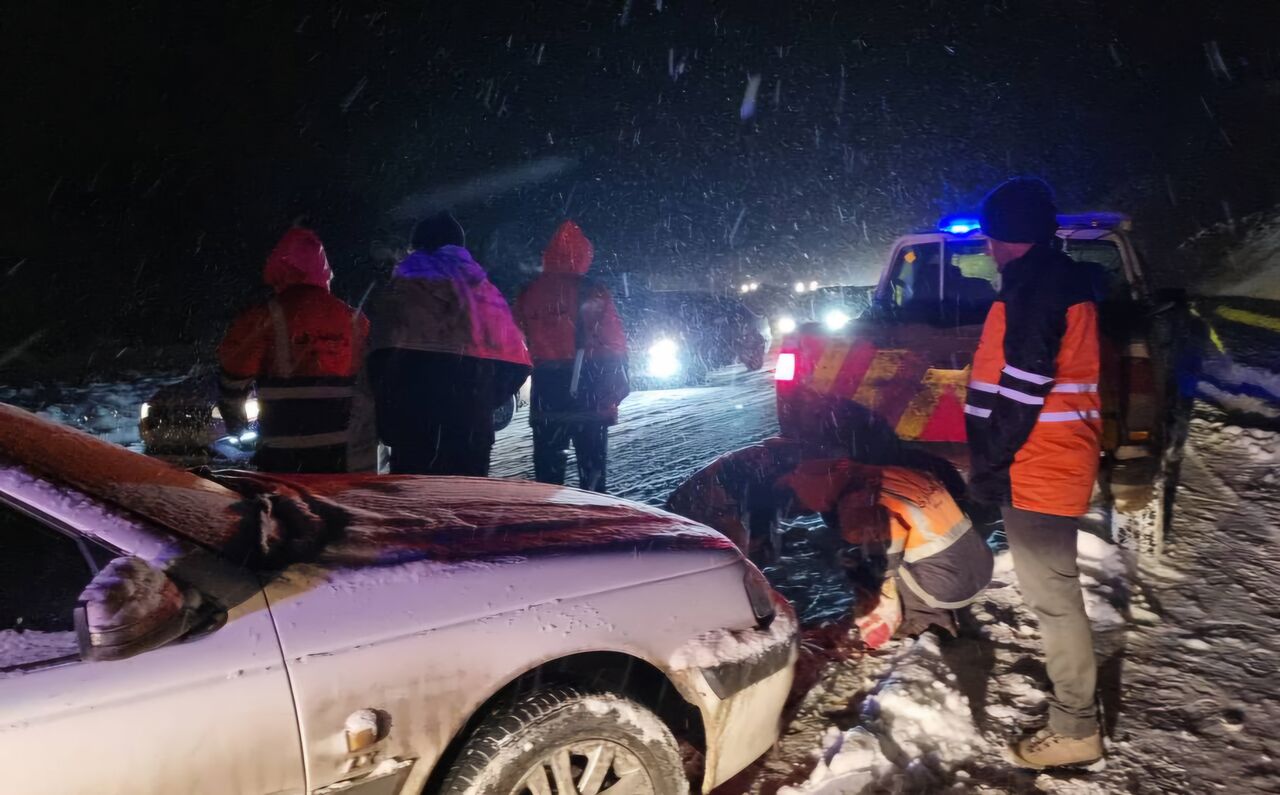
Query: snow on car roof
0 403 245 552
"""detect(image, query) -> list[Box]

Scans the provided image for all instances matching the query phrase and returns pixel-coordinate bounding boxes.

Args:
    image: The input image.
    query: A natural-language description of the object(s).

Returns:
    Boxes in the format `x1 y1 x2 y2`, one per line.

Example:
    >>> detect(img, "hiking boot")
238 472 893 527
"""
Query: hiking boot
1009 726 1104 771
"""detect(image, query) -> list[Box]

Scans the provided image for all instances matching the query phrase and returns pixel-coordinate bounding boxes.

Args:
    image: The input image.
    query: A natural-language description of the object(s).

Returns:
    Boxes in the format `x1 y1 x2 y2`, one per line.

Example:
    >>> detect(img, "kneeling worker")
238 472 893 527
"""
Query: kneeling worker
666 404 992 647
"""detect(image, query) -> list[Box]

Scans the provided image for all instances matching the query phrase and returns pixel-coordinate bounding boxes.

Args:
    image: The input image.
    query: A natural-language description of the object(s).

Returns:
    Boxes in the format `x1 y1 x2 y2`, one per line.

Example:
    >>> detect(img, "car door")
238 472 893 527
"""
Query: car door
0 494 306 795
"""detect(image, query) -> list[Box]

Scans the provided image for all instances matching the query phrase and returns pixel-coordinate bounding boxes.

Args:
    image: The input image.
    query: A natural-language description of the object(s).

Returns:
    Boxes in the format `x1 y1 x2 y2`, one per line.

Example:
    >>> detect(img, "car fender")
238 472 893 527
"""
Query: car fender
261 550 762 793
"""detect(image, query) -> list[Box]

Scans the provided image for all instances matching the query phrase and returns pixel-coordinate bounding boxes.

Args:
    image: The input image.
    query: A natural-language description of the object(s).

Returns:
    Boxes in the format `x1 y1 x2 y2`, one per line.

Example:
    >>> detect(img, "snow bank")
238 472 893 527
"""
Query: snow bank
1177 207 1280 300
780 532 1131 794
0 376 173 451
779 633 982 794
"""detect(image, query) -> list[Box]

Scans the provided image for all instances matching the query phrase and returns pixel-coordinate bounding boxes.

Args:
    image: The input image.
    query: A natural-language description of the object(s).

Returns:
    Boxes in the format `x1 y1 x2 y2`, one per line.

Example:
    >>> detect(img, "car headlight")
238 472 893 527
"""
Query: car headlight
823 309 851 331
776 316 797 334
244 398 260 421
646 338 682 379
140 402 150 420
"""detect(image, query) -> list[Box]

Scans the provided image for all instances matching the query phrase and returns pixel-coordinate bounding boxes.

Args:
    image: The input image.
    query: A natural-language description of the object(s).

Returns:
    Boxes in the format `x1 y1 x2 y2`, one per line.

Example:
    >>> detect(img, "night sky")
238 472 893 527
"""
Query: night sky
3 1 1278 354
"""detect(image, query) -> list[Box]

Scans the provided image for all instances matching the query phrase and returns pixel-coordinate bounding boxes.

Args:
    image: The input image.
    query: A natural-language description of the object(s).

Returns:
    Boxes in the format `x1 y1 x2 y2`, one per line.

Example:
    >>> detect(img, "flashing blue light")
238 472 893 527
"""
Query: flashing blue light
939 216 982 235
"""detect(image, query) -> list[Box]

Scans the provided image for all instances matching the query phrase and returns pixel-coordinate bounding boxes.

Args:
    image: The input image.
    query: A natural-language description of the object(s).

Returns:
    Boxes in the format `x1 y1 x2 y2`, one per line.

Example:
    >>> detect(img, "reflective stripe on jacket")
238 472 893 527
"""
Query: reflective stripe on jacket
665 441 973 566
965 245 1102 516
217 284 370 465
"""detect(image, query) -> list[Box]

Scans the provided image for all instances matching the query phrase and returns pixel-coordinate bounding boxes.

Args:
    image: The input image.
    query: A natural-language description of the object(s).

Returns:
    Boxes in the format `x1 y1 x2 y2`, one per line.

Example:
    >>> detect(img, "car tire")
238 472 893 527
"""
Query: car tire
439 686 690 795
493 395 516 433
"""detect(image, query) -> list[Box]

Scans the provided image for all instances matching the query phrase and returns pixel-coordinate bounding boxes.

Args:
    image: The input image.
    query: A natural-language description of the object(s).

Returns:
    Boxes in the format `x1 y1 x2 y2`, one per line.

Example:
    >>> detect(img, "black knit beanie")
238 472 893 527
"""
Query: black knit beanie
980 177 1058 244
411 211 466 251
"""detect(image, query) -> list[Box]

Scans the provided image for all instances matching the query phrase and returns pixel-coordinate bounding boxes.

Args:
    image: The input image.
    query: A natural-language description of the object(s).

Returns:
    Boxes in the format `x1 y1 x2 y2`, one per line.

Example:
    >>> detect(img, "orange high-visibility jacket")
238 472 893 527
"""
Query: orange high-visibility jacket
965 244 1102 517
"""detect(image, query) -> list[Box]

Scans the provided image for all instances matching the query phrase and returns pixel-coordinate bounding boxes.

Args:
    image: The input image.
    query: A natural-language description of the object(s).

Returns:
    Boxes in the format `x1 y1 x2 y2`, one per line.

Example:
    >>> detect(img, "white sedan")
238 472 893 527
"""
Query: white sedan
0 404 796 794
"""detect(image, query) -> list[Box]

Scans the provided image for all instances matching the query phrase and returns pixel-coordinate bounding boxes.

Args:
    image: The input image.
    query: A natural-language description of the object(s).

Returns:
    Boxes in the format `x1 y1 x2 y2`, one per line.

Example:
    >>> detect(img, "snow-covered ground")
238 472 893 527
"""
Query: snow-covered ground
490 365 781 504
0 374 177 450
5 309 1280 792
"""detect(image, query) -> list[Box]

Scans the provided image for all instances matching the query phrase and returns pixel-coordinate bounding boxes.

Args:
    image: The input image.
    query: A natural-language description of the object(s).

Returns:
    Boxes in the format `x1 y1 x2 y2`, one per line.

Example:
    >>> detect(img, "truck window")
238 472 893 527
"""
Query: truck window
941 239 999 322
887 243 941 310
1062 238 1129 302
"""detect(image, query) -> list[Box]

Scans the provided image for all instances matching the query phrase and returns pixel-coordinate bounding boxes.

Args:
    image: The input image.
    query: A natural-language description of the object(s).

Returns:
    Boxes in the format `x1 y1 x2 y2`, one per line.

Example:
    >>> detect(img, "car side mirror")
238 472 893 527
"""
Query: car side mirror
74 557 197 662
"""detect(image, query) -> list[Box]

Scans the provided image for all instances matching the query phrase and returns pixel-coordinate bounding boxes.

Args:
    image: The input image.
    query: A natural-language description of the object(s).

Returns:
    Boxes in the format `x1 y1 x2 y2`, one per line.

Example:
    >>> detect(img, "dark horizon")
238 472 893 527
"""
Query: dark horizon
3 0 1278 357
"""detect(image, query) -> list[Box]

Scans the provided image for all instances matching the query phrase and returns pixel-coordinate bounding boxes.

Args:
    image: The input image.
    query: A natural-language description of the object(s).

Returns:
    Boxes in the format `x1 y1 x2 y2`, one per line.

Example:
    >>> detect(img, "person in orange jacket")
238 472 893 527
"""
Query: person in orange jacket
515 221 629 492
966 177 1105 769
217 227 374 473
666 400 992 647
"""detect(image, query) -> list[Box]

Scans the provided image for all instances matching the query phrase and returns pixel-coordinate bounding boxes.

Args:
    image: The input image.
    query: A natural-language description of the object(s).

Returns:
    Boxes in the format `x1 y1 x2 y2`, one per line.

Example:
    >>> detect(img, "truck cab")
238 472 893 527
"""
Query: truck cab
775 213 1171 551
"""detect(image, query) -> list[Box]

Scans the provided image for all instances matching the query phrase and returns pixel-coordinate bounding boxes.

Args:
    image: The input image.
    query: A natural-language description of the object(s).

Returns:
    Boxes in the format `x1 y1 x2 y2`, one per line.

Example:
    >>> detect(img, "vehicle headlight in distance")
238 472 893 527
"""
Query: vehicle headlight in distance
244 398 260 421
646 338 681 379
823 309 851 331
776 315 797 334
140 402 150 420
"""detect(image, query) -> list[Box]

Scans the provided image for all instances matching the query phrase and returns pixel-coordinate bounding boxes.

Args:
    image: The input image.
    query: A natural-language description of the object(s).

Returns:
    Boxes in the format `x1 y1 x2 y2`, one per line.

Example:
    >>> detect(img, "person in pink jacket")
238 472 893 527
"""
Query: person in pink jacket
367 212 531 476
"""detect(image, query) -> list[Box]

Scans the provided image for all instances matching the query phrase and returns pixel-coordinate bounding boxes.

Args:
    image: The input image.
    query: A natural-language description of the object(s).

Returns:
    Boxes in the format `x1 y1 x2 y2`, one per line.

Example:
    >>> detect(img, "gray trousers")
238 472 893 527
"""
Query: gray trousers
1002 506 1098 737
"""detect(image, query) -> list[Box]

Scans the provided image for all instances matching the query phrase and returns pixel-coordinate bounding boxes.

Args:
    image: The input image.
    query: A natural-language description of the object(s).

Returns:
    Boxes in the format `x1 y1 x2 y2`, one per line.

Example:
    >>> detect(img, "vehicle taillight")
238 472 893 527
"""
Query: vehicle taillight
775 352 796 382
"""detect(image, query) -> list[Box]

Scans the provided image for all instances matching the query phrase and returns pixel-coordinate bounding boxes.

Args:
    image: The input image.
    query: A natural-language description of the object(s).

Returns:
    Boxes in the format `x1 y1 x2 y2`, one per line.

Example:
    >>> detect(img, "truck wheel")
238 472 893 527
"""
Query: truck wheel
439 686 689 795
493 396 516 433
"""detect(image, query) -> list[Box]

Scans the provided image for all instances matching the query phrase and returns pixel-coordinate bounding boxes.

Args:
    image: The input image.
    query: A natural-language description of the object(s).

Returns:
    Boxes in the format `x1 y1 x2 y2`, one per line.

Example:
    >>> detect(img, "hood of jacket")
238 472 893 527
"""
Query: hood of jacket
264 228 333 293
542 220 594 276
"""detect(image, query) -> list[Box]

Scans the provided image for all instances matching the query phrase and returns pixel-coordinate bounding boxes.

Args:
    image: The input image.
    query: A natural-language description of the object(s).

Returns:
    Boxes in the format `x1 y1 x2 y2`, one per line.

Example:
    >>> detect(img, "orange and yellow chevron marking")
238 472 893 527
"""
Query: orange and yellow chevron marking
810 339 853 392
853 350 912 409
1215 306 1280 334
895 367 970 439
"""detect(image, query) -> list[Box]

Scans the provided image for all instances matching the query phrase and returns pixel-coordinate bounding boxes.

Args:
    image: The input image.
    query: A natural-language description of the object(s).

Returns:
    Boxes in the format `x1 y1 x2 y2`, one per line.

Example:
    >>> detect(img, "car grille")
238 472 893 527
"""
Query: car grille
150 406 212 424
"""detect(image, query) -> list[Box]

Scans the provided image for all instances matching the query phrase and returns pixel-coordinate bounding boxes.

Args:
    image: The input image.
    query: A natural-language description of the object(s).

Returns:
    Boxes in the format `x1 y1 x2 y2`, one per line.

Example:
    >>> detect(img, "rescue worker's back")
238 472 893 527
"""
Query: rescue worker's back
965 244 1102 517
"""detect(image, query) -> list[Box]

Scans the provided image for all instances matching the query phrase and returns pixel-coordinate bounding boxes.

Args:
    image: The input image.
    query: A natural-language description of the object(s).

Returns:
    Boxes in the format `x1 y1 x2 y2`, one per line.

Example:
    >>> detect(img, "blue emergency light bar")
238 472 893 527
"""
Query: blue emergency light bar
936 211 1131 236
938 215 982 235
1056 212 1131 231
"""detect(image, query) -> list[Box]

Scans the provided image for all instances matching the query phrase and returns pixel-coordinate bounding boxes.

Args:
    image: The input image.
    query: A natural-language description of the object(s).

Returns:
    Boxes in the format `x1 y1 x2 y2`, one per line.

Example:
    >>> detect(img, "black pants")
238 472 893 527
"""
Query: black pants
389 425 493 476
532 421 609 492
369 349 526 478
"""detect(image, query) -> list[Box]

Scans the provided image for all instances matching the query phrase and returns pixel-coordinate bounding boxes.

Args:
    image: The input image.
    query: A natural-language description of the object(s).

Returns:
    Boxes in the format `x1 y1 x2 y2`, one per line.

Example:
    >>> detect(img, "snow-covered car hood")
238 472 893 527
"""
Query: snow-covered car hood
213 471 739 568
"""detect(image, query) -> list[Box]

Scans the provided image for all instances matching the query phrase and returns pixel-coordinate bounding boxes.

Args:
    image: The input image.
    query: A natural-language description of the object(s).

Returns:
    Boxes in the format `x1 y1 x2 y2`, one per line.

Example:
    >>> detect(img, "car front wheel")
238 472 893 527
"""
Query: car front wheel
439 686 689 795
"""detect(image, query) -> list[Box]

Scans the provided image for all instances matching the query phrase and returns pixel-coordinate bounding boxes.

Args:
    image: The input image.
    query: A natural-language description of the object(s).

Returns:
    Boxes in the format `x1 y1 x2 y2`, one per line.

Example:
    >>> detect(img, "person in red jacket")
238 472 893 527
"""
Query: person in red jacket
966 178 1105 770
515 221 629 492
217 227 373 473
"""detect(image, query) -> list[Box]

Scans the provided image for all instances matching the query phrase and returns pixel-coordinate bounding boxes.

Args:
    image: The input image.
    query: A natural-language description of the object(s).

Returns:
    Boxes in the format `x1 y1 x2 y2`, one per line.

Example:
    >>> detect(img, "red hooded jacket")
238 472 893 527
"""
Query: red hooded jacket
515 221 626 365
216 228 371 471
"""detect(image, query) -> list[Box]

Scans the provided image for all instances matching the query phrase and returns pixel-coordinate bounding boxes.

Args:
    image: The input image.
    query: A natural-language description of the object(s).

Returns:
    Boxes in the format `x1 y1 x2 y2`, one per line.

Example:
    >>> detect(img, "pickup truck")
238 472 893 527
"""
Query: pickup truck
774 213 1176 554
